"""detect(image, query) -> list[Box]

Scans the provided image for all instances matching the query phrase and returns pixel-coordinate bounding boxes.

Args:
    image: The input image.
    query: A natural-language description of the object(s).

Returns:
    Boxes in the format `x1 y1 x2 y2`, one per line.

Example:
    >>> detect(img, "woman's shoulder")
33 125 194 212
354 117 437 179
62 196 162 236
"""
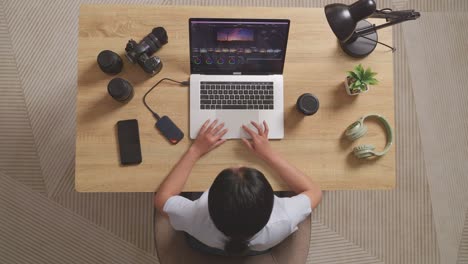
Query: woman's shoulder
248 194 312 251
268 194 312 225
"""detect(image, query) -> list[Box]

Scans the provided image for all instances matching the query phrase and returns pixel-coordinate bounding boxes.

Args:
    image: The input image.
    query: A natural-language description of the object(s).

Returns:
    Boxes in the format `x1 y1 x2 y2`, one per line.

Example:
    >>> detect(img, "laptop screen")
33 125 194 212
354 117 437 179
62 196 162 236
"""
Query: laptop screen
189 18 290 75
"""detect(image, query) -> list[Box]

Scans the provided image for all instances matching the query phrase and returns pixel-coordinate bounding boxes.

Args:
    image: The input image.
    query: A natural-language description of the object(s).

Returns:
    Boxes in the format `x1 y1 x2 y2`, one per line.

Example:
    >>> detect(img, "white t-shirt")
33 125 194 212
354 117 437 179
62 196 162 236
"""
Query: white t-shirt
163 191 312 251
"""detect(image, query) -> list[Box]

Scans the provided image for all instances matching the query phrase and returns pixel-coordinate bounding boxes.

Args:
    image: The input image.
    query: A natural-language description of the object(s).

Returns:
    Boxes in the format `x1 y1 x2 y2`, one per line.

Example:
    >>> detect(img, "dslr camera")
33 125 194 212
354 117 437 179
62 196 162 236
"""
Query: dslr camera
125 27 168 75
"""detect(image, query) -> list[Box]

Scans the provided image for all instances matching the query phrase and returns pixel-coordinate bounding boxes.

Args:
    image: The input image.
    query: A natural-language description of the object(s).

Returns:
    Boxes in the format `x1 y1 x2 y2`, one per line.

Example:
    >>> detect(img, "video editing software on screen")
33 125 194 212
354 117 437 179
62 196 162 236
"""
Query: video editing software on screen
190 19 290 74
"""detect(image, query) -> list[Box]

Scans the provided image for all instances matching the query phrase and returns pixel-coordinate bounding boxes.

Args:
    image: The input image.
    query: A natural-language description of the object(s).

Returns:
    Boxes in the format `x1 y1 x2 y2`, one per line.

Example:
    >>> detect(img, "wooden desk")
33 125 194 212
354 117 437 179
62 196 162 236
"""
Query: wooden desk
77 5 395 192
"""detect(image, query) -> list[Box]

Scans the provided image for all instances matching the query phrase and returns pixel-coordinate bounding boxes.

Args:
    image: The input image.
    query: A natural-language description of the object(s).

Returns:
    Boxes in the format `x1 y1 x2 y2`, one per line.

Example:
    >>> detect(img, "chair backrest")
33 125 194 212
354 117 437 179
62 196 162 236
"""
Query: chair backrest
154 211 311 264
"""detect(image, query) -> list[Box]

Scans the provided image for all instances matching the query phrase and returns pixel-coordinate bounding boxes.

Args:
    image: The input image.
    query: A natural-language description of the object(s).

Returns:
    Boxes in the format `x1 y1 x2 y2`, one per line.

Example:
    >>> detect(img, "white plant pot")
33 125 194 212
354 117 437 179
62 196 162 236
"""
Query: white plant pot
344 77 368 96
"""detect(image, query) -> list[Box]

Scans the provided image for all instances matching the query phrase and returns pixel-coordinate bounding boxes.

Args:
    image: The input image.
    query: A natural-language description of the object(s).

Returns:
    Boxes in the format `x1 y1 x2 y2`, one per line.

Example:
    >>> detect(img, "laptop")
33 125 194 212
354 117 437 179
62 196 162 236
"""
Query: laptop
189 18 290 139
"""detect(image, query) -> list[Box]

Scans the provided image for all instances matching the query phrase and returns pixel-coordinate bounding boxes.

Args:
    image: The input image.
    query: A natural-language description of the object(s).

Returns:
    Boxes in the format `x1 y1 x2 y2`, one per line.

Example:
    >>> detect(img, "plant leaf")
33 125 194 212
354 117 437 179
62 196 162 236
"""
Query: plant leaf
368 78 379 85
347 71 359 80
356 64 364 72
356 64 364 79
363 67 373 81
369 72 378 78
358 64 366 79
354 80 362 88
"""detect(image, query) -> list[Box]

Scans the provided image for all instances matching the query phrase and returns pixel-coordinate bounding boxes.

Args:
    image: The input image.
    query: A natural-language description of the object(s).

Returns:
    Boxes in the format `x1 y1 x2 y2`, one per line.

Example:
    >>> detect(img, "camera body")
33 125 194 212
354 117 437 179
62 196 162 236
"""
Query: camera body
125 27 168 75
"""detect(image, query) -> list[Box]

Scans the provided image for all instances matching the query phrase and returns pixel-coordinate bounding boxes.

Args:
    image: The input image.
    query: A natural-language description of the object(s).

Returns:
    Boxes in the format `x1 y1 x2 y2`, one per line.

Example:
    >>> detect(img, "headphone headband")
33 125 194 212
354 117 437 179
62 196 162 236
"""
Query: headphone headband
359 114 393 156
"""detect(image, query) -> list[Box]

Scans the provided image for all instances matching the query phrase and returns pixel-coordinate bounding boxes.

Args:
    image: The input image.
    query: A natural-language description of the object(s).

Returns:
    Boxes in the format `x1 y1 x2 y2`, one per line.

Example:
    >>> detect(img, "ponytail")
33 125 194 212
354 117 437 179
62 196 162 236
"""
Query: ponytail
209 167 274 256
225 236 249 256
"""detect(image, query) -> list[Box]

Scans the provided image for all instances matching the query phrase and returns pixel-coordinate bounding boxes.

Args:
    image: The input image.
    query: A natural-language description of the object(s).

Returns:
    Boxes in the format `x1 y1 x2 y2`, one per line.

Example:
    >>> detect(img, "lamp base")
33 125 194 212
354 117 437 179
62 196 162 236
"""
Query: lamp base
340 20 378 58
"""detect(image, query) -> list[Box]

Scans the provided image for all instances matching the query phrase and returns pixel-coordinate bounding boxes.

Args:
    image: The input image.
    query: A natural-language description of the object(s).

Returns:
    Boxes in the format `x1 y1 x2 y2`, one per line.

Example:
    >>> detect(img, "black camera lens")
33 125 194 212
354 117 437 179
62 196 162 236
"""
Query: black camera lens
107 78 134 103
151 27 168 45
97 50 123 75
140 27 168 55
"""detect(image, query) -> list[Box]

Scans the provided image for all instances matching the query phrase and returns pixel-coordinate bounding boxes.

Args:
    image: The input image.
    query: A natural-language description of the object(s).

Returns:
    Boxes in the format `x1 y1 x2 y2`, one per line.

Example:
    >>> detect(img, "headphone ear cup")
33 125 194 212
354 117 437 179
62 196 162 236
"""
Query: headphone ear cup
353 144 376 159
345 121 368 141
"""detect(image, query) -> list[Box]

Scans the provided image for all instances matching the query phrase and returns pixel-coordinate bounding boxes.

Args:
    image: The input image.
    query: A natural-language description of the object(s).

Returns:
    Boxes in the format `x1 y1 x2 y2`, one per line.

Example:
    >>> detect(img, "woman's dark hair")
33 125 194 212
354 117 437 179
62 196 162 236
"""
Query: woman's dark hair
208 167 274 256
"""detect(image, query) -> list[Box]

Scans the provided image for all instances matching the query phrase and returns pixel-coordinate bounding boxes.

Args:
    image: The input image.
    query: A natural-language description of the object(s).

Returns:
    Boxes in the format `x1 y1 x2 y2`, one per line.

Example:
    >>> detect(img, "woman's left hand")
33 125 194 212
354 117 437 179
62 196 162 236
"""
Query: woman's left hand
190 119 228 158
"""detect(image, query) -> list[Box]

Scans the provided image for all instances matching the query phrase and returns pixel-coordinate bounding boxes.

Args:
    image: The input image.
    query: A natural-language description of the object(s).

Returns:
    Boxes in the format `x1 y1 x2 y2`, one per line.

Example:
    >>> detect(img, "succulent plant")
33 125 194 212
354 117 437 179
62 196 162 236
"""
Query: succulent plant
347 64 378 94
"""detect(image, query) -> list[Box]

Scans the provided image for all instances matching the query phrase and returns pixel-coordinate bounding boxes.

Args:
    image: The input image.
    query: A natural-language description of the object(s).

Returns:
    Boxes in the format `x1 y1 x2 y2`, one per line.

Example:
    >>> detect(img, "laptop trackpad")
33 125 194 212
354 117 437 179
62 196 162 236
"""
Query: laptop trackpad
216 111 259 139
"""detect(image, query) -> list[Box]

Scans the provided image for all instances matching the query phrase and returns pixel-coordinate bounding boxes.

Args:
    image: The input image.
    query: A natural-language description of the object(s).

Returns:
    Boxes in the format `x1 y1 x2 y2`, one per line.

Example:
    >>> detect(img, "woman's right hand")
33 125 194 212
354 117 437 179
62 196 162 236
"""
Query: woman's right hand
241 121 275 161
190 119 228 158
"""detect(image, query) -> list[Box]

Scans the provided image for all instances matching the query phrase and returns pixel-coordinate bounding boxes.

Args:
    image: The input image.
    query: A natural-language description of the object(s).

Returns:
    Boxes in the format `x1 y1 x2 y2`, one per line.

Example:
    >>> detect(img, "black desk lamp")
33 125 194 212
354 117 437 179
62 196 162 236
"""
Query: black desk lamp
325 0 420 57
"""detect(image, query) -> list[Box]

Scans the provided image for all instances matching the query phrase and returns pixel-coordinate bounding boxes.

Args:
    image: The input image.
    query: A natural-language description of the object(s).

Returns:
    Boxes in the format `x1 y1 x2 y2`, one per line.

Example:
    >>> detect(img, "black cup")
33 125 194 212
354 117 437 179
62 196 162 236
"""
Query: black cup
296 93 319 116
107 78 134 103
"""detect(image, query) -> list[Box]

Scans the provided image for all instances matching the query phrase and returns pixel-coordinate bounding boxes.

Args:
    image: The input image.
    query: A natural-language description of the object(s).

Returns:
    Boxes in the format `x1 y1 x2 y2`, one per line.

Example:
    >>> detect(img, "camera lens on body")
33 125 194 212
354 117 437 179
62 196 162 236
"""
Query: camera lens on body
144 27 168 53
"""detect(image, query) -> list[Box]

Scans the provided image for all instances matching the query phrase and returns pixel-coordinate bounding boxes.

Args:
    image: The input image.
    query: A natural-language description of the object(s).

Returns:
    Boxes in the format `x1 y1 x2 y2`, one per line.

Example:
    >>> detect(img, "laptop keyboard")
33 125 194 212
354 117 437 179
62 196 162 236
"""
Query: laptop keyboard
200 81 274 110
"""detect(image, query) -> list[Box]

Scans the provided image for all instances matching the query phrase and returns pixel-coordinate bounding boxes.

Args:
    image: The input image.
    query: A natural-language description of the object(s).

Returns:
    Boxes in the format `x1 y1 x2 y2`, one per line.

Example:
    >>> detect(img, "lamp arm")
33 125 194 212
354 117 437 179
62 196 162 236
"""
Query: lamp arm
354 9 421 37
370 9 420 20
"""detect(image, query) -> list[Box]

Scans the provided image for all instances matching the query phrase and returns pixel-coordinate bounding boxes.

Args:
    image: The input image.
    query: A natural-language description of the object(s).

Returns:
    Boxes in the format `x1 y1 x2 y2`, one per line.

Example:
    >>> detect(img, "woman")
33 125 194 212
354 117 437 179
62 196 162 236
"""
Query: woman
154 119 322 256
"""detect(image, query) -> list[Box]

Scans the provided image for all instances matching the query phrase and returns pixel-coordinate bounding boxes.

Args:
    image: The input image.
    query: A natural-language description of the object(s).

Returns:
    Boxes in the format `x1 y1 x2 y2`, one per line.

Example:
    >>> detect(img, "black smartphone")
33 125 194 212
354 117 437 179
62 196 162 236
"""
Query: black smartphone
116 119 142 165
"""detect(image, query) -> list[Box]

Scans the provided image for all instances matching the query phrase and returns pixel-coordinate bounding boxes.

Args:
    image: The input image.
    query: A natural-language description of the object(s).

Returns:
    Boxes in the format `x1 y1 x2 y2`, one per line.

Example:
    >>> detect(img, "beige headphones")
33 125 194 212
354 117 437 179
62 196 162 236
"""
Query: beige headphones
345 114 393 159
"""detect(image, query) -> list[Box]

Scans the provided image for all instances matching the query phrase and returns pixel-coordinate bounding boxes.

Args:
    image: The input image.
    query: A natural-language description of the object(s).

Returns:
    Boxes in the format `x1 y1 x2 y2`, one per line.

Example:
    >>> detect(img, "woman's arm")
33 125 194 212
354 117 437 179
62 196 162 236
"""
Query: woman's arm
242 121 322 209
154 119 227 213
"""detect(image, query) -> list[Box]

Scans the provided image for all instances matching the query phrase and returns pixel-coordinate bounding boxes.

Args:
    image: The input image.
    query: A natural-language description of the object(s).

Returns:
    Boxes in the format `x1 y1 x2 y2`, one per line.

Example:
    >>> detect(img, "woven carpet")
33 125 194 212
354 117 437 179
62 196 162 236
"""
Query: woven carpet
1 0 467 263
402 13 468 264
0 171 160 264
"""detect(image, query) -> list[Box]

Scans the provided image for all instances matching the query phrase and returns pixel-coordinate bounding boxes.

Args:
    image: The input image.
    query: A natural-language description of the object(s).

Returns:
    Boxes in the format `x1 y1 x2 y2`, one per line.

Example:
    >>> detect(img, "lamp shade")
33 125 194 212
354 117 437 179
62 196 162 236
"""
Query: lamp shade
325 0 376 42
